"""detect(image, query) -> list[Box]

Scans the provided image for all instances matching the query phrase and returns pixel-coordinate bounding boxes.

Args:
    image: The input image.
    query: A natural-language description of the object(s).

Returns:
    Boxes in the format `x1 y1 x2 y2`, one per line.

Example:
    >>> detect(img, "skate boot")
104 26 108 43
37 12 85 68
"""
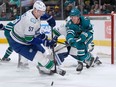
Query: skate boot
94 56 102 65
36 65 54 75
18 62 29 69
1 58 11 62
76 61 83 72
84 57 94 68
37 65 66 76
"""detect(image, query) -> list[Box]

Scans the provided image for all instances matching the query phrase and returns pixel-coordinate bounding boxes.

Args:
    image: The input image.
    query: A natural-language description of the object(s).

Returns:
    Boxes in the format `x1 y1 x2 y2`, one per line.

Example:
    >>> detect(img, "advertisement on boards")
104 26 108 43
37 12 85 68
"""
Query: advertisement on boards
105 21 111 39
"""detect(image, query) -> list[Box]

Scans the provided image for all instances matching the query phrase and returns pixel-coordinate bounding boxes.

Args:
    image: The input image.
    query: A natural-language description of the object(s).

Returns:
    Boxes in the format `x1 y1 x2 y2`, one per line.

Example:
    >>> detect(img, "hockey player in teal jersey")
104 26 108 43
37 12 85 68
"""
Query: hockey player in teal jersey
66 8 95 72
0 23 13 61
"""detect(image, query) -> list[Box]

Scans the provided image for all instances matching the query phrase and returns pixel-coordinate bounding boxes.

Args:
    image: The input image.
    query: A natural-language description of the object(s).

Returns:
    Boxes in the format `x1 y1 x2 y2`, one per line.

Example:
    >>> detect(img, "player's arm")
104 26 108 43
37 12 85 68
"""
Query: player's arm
66 25 77 47
41 13 56 27
78 17 94 42
82 16 93 31
24 27 57 48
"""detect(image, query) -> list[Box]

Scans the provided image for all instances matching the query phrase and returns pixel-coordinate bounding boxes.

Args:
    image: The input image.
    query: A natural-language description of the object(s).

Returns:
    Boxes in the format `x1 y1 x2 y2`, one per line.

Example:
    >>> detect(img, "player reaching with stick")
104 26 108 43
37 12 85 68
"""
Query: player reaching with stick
66 8 95 72
0 1 66 76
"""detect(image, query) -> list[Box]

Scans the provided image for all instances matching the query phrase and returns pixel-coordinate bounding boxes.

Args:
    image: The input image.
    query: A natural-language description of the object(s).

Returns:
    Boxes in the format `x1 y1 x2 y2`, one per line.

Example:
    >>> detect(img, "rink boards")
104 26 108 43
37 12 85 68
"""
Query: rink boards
0 15 115 47
0 15 116 63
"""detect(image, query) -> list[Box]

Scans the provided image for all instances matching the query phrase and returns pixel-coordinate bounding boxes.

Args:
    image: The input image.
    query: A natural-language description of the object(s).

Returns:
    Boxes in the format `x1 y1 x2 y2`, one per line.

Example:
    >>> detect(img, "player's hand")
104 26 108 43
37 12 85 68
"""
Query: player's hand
43 36 58 48
0 24 4 30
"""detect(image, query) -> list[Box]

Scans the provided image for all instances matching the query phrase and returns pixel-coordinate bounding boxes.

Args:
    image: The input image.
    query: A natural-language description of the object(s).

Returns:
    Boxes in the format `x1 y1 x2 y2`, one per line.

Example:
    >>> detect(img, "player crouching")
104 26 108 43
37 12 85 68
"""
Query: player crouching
65 8 102 72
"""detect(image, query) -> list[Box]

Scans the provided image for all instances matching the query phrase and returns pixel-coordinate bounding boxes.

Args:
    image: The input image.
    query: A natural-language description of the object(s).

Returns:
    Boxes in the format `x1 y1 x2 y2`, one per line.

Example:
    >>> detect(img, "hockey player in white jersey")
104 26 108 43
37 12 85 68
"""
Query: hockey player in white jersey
3 1 66 76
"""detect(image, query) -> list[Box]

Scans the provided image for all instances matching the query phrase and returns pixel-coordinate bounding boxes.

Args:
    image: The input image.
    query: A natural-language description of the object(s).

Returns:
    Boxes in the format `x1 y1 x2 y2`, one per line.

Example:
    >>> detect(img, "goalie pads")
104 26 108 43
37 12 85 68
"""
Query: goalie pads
54 43 68 63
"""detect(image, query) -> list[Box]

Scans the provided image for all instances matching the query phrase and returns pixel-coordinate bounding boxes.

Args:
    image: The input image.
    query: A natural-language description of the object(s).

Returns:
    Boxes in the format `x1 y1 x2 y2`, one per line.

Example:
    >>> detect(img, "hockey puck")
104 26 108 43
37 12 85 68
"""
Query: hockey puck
51 81 54 86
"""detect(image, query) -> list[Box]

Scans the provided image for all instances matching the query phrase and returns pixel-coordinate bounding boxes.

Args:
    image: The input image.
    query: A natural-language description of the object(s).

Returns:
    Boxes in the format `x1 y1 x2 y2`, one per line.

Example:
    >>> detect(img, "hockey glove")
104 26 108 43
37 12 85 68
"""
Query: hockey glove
51 36 58 47
47 17 56 27
41 13 56 27
28 33 48 45
79 32 88 42
43 36 58 48
0 24 4 30
37 33 48 40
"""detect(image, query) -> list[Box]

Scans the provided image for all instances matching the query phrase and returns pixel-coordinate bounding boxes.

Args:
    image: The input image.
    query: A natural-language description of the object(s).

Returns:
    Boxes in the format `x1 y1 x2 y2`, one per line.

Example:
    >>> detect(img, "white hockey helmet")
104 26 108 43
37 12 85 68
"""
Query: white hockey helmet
33 1 46 11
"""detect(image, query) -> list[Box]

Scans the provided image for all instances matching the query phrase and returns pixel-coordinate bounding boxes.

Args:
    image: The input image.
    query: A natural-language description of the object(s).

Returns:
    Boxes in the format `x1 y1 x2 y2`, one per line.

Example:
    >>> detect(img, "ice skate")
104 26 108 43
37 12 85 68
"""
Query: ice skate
84 57 94 68
0 58 11 62
76 61 83 73
18 62 29 69
94 56 102 66
36 65 66 76
36 65 54 75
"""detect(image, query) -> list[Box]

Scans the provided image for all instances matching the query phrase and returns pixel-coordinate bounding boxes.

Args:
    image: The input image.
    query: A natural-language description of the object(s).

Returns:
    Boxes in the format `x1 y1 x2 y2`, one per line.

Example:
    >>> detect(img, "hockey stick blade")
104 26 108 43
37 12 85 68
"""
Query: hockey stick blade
51 68 66 76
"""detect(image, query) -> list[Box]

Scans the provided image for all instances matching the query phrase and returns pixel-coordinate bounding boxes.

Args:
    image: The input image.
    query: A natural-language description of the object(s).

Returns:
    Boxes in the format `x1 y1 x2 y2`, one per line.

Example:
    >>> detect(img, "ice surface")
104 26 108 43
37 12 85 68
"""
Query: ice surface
0 44 116 87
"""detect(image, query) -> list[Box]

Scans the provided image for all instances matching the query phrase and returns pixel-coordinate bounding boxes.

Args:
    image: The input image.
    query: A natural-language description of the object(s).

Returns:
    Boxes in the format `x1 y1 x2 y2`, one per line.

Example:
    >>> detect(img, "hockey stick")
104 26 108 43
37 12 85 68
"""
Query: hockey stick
17 0 22 68
51 27 66 76
51 27 57 73
57 41 70 47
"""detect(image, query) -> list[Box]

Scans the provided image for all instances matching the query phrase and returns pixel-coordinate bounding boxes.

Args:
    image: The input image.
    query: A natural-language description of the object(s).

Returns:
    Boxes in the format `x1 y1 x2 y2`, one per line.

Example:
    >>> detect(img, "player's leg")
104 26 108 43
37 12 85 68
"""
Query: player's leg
17 44 65 75
83 33 95 68
74 34 94 72
17 55 29 68
0 23 13 62
88 42 102 66
7 34 66 75
0 47 13 62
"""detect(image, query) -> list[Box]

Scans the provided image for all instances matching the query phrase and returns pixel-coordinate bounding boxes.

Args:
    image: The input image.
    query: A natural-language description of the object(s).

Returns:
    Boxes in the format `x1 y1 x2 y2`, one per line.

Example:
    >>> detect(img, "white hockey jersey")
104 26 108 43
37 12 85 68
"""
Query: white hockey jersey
10 9 41 45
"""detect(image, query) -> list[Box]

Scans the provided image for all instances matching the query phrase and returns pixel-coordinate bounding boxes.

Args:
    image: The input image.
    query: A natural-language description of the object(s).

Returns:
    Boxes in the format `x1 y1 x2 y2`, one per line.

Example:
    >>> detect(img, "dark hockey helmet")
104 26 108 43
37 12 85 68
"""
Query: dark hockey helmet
70 8 81 17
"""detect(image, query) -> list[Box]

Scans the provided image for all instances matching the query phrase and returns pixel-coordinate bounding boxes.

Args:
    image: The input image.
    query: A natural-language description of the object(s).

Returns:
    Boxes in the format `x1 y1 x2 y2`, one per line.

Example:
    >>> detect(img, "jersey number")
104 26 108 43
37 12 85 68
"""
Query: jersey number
28 26 34 32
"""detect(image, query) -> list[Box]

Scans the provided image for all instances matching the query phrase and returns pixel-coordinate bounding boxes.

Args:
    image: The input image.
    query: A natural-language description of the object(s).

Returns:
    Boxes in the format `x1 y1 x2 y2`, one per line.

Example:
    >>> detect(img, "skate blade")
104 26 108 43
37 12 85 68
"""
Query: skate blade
77 71 82 74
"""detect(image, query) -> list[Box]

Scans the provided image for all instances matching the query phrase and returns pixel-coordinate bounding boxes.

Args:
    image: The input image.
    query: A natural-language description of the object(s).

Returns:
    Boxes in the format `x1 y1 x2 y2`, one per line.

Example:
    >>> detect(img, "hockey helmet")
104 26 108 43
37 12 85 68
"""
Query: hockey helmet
33 1 46 11
70 8 81 17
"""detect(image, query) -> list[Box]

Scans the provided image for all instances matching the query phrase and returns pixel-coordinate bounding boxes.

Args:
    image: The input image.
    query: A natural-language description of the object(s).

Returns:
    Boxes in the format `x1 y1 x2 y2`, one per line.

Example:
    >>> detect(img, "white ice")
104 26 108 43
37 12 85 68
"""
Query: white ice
0 44 116 87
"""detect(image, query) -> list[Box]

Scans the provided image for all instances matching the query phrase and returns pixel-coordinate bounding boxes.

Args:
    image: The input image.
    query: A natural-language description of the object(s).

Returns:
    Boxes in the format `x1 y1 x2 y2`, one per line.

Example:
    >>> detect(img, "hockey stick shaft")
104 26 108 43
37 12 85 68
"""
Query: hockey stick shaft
17 1 22 68
51 27 57 73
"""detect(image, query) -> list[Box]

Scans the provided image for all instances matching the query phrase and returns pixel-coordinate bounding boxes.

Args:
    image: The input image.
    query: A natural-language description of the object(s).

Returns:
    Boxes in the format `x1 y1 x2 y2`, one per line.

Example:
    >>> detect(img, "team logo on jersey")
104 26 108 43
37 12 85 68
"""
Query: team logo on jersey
30 18 37 24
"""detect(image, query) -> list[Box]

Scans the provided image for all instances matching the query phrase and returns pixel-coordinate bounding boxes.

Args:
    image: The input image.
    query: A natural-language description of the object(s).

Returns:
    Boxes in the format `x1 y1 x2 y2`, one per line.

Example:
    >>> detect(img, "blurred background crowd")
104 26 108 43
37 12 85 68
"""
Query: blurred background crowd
0 0 116 21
